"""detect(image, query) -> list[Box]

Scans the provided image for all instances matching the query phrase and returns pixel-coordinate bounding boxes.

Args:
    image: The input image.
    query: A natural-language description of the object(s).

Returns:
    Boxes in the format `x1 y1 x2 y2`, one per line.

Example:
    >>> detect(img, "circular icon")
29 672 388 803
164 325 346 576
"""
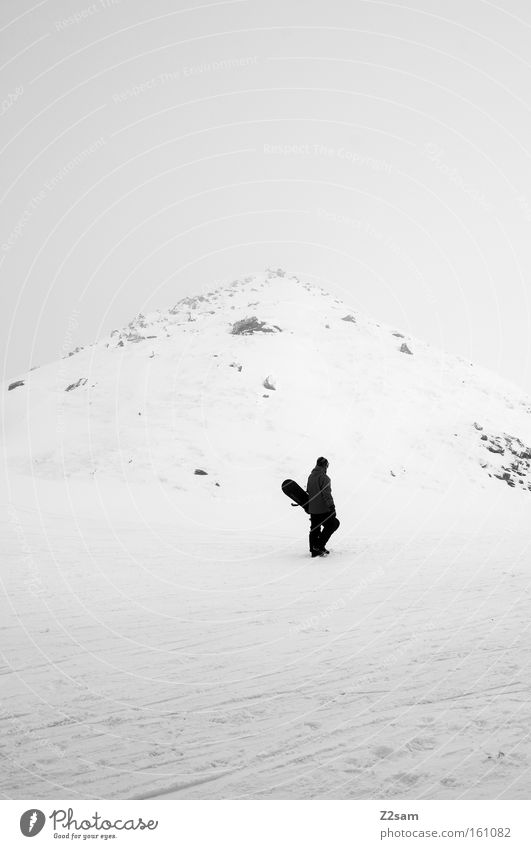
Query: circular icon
20 810 46 837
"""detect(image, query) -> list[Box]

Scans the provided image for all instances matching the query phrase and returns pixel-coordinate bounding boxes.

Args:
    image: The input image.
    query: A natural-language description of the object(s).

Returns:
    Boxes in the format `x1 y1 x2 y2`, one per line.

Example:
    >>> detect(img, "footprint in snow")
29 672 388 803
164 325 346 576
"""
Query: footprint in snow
440 776 458 787
405 737 437 752
391 772 423 786
373 745 394 759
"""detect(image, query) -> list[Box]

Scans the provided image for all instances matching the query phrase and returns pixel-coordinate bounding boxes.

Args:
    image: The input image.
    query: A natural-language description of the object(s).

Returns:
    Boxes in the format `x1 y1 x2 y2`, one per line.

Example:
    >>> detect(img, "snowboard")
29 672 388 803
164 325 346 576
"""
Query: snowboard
281 479 310 513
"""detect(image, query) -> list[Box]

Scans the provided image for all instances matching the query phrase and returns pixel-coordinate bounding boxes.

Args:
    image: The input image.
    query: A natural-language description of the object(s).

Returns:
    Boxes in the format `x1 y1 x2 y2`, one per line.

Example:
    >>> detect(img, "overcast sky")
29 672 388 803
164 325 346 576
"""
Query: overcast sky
2 0 531 393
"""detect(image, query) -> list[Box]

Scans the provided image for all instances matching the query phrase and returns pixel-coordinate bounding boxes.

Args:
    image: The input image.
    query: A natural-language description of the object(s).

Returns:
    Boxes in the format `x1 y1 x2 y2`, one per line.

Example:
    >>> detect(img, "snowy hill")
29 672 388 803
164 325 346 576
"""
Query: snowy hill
3 269 531 524
3 270 531 802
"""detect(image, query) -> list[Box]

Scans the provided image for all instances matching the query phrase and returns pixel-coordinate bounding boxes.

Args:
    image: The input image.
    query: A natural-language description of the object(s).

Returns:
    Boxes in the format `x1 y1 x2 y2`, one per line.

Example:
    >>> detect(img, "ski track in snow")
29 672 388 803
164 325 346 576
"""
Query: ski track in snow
1 510 531 800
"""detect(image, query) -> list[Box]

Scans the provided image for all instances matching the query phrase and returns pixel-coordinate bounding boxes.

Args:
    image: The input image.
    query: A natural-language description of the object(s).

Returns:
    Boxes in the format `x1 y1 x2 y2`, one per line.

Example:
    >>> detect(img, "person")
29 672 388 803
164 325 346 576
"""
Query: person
306 457 340 557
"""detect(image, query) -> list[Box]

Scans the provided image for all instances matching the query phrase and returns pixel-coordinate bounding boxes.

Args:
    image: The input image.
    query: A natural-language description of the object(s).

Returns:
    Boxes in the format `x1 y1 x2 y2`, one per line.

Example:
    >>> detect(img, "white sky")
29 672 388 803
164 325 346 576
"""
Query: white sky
2 0 531 392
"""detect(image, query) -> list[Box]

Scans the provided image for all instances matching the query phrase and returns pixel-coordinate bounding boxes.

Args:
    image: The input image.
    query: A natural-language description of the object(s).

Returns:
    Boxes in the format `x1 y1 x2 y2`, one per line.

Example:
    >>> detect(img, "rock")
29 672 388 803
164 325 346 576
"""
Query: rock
400 343 413 355
231 316 281 335
65 378 88 392
8 380 24 391
63 346 84 358
263 376 276 390
392 331 405 338
341 314 356 323
473 422 483 431
194 469 208 475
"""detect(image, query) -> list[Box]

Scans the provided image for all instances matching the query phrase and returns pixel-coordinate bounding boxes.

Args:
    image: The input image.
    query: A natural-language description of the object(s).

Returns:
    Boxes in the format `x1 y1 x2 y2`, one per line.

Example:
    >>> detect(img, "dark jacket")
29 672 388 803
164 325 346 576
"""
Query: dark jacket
306 466 335 514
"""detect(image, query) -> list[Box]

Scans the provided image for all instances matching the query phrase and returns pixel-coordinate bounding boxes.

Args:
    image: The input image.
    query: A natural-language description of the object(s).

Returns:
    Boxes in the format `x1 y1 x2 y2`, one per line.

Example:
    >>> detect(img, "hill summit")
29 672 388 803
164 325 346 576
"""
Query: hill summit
4 269 531 512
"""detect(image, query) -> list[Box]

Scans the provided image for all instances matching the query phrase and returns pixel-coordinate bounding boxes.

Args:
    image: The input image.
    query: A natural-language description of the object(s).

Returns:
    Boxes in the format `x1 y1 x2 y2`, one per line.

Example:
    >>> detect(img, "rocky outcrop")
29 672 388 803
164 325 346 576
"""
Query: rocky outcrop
63 346 84 358
231 317 282 335
65 378 88 392
478 427 531 490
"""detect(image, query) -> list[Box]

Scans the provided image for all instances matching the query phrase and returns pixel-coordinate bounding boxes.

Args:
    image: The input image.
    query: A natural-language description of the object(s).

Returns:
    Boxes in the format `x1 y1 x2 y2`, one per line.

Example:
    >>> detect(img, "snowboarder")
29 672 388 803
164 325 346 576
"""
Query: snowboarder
306 457 340 557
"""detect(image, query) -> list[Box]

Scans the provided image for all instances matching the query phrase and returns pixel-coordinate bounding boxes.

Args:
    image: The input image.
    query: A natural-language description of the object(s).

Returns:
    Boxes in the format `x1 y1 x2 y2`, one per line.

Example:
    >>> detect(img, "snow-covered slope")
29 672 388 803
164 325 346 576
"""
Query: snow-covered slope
3 269 531 524
3 270 531 801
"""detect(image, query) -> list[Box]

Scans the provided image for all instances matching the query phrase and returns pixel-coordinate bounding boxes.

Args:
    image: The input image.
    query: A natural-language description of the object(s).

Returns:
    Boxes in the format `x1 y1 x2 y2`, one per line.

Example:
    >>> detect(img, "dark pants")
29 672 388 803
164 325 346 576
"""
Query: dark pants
309 511 340 551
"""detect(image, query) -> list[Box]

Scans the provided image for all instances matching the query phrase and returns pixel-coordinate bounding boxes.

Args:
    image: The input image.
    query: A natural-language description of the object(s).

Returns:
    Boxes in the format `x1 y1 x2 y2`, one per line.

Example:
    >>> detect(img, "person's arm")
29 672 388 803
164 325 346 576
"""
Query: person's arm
319 473 335 511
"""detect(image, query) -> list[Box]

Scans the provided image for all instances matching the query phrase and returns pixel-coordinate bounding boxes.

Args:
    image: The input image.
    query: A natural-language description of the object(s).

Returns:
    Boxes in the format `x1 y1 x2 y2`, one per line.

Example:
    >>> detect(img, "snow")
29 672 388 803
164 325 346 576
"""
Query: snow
2 271 531 799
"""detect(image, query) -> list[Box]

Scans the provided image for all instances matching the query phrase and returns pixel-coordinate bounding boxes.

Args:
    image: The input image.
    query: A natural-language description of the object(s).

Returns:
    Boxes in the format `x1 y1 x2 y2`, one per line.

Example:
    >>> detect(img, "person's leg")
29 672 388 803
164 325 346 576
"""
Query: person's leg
309 514 324 552
319 513 340 548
